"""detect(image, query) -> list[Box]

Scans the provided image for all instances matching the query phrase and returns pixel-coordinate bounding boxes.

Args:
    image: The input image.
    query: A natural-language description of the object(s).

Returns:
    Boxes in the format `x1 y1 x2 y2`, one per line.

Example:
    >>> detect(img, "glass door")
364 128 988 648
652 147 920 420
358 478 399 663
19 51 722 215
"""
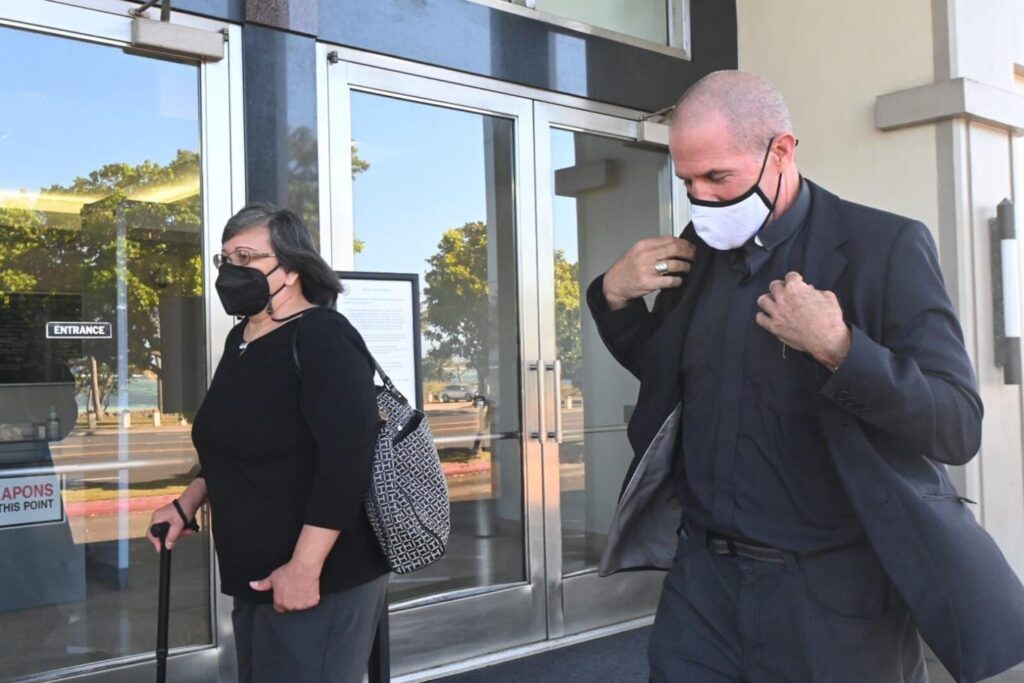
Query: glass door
321 52 679 675
323 58 547 675
533 102 679 638
0 3 241 682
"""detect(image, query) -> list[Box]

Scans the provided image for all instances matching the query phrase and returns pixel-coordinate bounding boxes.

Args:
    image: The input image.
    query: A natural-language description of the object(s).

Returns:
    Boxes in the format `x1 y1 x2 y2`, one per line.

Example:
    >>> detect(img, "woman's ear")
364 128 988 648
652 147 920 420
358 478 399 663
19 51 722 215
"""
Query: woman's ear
285 270 301 287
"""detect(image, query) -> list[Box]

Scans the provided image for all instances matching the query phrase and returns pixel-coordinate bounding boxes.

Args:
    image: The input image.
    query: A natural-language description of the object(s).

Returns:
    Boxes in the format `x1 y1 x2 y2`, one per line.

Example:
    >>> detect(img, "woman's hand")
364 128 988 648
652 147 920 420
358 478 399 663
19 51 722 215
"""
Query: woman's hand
146 477 206 552
250 524 340 612
250 558 322 612
146 502 196 552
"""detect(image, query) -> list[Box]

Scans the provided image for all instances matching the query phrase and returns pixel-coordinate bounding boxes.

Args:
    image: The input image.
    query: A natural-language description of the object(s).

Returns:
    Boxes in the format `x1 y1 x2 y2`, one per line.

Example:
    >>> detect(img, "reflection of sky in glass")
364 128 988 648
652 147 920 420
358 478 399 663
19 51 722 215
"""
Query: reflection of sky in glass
0 27 199 191
351 92 496 282
550 128 580 264
351 92 585 284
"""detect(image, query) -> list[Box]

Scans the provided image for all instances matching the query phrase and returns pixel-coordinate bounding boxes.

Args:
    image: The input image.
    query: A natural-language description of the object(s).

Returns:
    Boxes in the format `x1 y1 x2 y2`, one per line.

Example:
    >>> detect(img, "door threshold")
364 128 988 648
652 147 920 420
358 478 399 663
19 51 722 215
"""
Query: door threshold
394 615 655 682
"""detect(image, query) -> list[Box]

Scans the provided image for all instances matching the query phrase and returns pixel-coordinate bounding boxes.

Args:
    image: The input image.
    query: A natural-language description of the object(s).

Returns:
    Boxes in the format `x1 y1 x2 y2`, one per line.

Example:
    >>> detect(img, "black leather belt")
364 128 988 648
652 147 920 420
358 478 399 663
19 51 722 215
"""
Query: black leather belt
706 530 789 565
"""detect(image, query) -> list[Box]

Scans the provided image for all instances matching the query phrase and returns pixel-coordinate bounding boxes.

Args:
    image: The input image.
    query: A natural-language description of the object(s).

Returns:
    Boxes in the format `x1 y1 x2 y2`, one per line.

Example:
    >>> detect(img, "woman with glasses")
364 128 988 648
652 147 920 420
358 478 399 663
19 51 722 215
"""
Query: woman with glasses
147 203 388 683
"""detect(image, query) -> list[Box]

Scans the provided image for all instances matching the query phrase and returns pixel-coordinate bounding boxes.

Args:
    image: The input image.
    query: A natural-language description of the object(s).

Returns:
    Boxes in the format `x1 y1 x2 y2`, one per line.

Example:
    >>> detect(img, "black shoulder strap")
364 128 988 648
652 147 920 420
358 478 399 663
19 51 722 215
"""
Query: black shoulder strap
290 309 404 400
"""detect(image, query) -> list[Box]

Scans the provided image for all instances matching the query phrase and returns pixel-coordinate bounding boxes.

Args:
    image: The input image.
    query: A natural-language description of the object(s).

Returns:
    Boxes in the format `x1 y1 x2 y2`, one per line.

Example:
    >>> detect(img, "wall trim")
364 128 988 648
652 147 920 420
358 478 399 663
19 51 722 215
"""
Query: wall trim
876 78 1024 135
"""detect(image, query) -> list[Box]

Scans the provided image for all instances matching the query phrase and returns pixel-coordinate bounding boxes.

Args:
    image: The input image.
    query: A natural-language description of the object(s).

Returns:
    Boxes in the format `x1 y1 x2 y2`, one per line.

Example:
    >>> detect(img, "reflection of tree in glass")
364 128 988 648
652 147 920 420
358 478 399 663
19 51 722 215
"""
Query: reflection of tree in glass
419 351 449 385
287 126 371 253
0 150 201 416
554 249 582 388
351 142 369 254
423 221 488 394
288 127 372 253
422 223 583 392
288 126 320 238
1 136 374 417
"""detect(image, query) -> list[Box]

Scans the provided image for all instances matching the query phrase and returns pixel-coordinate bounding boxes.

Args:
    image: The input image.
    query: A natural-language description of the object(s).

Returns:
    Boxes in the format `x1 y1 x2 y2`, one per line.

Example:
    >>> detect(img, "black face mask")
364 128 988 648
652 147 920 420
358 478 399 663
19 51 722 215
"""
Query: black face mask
215 263 285 316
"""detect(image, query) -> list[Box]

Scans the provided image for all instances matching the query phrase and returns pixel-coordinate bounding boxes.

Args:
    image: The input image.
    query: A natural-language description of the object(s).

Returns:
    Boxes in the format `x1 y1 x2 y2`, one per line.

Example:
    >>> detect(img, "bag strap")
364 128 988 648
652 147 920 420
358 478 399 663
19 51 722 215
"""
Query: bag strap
290 309 407 404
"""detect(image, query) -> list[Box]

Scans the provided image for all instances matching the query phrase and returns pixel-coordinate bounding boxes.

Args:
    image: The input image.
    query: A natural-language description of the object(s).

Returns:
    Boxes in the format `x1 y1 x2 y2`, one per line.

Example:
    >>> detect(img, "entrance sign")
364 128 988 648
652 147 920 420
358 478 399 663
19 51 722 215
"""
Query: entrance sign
335 272 422 410
0 474 64 529
45 321 112 339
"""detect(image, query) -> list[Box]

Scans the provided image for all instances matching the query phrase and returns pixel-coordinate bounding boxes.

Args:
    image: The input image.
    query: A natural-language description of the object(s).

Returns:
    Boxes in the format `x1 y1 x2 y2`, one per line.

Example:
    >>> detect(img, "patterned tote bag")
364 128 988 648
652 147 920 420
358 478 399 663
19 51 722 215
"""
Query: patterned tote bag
292 312 451 574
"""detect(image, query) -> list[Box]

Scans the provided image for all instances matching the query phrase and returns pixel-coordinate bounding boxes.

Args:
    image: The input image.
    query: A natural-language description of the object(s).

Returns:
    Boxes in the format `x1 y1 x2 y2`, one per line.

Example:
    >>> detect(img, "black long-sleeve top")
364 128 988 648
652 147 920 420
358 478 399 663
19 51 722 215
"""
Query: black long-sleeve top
192 307 388 602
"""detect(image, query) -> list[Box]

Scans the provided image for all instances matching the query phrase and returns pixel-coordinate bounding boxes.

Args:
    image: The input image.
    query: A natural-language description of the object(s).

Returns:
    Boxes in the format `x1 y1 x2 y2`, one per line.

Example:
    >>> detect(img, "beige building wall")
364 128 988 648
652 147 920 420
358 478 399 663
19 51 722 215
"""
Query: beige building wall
940 0 1024 576
736 0 939 236
736 0 1024 577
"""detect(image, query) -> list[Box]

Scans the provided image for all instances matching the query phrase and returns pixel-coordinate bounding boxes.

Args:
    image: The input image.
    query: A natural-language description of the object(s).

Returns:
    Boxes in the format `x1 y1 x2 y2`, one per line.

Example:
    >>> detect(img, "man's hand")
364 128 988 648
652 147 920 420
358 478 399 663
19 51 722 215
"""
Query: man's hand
602 236 696 310
756 272 851 370
250 558 322 613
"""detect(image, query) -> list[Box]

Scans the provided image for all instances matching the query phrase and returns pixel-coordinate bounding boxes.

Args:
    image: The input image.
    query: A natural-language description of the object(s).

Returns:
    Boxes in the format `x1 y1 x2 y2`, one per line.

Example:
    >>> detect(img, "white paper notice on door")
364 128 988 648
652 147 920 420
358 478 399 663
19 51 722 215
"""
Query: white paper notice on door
335 272 421 410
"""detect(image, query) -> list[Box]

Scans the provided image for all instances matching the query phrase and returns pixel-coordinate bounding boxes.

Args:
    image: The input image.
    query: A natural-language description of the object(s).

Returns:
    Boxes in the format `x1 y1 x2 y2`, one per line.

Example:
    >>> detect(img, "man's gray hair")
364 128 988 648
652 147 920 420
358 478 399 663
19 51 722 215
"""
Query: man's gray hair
672 70 792 154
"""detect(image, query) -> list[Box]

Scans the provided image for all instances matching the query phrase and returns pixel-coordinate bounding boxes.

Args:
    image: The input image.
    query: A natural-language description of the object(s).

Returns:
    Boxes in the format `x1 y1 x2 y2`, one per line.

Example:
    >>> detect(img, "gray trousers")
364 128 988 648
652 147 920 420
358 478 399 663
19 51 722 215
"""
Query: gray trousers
232 575 388 683
648 530 927 683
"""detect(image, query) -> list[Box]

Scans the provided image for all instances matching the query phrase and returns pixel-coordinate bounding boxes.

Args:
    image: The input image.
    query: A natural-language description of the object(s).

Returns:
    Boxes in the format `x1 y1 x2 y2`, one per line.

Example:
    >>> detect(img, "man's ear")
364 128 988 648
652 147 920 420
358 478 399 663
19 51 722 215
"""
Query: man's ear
772 132 798 166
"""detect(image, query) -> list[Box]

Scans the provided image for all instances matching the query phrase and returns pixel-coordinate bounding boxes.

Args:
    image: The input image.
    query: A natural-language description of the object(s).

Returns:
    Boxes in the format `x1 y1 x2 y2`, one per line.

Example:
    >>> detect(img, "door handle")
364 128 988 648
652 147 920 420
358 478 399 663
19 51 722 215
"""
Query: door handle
529 361 546 441
546 359 563 443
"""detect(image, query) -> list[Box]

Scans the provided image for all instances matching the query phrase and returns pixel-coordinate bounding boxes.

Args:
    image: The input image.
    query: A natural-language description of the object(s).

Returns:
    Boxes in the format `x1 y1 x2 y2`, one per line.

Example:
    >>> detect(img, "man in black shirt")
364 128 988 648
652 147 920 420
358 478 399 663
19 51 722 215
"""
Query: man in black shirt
676 173 866 554
588 71 1024 682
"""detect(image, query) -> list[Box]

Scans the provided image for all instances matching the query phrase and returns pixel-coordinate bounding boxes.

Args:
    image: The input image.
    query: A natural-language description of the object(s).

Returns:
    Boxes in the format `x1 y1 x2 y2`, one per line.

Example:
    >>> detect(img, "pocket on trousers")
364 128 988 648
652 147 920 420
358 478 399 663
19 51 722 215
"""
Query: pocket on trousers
797 545 891 623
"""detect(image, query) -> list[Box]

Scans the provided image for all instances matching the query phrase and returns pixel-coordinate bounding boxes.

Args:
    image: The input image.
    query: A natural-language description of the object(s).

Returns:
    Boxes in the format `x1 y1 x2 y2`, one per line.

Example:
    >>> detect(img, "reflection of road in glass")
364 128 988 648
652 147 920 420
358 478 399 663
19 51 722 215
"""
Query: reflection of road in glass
73 375 161 413
47 403 592 540
48 426 195 544
556 403 586 493
427 400 587 499
426 401 493 502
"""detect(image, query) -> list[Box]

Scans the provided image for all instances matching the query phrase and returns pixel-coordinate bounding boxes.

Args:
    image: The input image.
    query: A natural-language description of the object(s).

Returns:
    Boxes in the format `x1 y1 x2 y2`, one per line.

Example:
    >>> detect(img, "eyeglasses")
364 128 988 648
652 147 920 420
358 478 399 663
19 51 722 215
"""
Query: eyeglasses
213 249 276 269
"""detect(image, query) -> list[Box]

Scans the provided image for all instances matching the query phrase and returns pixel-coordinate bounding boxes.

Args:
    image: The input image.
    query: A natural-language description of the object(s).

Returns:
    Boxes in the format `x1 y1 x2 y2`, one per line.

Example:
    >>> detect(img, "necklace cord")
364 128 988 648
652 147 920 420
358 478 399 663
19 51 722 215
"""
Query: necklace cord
238 308 311 354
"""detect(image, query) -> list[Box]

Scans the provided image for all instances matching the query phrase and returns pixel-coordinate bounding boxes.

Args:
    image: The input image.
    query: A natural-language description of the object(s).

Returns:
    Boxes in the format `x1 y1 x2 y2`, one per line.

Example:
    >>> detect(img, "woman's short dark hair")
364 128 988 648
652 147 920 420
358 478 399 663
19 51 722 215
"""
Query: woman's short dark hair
222 203 341 307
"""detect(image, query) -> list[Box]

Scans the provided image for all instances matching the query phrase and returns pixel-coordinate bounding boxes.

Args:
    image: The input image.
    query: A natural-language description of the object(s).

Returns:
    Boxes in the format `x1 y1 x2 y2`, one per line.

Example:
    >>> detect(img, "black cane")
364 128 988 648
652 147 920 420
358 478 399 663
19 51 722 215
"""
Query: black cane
150 521 172 683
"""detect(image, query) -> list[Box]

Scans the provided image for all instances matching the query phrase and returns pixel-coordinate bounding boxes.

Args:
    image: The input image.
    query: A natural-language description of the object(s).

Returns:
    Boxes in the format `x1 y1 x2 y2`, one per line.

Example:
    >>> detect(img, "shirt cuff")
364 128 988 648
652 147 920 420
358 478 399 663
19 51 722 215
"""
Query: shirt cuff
819 325 884 416
586 274 647 323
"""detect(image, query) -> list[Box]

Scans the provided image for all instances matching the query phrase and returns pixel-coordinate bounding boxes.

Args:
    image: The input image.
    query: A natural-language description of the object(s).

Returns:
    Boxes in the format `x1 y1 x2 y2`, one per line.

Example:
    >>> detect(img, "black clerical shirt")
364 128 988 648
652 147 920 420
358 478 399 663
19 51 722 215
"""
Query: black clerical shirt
675 179 863 551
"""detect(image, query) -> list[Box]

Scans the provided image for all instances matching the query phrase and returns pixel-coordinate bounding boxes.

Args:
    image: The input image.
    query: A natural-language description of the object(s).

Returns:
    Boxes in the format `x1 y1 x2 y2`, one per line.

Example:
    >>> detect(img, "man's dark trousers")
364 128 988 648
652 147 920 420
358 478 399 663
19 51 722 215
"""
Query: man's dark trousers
648 526 927 683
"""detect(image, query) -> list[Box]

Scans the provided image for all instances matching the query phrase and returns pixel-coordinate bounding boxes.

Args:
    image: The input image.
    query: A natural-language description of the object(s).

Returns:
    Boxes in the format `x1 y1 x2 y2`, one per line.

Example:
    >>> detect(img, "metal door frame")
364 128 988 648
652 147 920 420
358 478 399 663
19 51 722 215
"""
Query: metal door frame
318 45 681 678
318 47 549 676
532 102 680 639
0 2 244 681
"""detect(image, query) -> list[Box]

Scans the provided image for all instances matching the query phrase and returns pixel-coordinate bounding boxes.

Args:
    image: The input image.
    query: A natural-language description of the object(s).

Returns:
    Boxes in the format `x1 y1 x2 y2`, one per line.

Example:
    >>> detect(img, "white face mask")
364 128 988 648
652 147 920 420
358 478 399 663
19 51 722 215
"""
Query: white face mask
687 138 782 251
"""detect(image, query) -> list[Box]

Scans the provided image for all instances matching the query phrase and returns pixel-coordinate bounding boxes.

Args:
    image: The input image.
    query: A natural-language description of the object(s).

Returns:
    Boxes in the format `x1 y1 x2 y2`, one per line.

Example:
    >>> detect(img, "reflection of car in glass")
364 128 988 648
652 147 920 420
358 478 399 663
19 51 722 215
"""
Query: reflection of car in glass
440 384 475 402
